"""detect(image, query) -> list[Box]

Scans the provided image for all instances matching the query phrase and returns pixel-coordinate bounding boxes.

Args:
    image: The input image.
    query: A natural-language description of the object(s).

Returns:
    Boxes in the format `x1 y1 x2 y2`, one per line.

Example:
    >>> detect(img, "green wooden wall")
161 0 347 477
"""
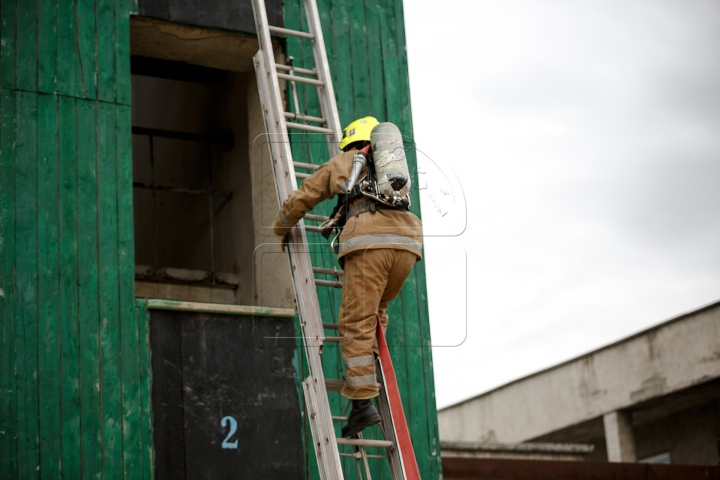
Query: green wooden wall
0 0 153 477
0 0 439 477
283 1 443 479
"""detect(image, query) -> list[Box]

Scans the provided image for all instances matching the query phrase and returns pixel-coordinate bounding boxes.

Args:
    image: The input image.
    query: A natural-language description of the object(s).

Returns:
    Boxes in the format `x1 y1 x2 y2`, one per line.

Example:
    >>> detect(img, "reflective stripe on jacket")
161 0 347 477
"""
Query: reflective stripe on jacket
272 149 423 261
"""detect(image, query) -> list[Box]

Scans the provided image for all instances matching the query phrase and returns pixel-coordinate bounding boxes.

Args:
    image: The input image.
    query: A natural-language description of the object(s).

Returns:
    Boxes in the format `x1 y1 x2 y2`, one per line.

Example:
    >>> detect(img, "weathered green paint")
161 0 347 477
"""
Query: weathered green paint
136 300 154 480
284 0 442 478
116 0 132 105
98 101 123 480
78 0 98 99
0 0 148 476
37 93 61 479
118 105 144 479
16 0 38 92
38 0 57 94
56 0 82 97
15 91 40 479
0 89 19 477
0 0 17 89
77 99 103 480
58 95 82 479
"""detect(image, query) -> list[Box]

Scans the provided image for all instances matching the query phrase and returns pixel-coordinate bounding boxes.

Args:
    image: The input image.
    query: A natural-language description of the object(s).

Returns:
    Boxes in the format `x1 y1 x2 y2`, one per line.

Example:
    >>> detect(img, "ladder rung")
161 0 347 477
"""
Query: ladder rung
305 214 329 222
313 267 344 276
286 122 336 135
332 415 348 422
315 279 343 288
295 172 311 180
268 25 315 39
277 72 325 86
305 225 324 234
340 453 388 459
276 63 316 76
294 161 320 170
324 336 342 343
325 379 345 392
337 438 394 449
286 112 327 124
322 322 339 330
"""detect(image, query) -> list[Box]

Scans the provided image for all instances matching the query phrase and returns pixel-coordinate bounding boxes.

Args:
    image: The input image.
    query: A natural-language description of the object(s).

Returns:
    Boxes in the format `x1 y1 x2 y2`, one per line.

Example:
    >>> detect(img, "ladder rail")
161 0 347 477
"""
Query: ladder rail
250 4 298 198
303 0 343 158
253 40 344 480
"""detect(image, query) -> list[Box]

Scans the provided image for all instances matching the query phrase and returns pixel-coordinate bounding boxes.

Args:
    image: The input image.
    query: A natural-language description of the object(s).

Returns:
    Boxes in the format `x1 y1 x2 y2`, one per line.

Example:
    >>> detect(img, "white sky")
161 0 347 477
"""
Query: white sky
405 0 720 408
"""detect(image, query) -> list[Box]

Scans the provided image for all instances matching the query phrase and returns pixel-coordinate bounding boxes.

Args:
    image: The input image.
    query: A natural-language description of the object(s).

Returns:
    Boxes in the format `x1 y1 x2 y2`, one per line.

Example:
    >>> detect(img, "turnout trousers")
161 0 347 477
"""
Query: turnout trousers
338 248 417 399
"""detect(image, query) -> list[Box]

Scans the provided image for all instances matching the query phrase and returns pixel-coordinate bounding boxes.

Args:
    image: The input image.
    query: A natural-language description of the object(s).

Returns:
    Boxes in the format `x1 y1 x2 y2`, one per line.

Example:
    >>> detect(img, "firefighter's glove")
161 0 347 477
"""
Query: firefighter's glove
273 209 295 239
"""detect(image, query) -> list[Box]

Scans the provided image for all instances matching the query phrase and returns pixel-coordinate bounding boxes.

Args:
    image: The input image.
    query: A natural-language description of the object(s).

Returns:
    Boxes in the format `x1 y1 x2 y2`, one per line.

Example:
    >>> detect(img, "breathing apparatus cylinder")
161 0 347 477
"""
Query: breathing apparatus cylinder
370 123 411 198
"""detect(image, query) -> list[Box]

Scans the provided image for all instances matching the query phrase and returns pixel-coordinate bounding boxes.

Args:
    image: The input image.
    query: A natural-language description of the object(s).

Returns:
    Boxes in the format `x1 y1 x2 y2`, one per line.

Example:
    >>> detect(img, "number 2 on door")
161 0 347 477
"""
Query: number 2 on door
221 416 239 449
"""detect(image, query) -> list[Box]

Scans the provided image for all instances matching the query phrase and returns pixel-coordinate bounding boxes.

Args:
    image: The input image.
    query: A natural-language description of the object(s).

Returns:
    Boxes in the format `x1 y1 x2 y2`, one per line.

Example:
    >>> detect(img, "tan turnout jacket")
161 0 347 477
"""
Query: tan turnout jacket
272 149 423 262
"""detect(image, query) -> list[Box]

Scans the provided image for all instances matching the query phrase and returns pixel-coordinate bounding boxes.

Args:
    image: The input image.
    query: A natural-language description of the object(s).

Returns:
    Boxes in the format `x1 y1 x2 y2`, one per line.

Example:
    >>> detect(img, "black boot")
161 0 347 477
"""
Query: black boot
342 399 382 437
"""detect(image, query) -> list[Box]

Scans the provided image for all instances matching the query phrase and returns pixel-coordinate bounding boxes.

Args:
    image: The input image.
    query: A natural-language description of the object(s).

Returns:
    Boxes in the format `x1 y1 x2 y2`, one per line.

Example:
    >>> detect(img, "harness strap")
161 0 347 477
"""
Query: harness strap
346 197 406 220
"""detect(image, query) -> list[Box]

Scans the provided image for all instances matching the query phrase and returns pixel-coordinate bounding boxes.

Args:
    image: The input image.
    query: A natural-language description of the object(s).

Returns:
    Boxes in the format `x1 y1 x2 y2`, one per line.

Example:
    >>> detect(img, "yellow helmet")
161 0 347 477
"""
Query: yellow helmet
339 116 379 151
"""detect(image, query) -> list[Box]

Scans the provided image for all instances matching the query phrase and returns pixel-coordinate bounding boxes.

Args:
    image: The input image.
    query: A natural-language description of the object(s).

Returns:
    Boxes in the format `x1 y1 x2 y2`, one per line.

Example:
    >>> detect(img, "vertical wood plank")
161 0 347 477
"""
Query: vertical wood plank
38 0 58 93
77 99 101 479
379 8 401 126
115 0 131 105
98 0 116 102
364 4 385 120
348 0 370 117
330 0 353 126
136 300 154 480
0 0 16 89
0 89 18 479
392 0 414 135
58 95 81 479
117 105 141 478
77 0 98 99
16 0 38 91
57 0 82 97
98 101 122 480
37 93 62 479
15 91 40 480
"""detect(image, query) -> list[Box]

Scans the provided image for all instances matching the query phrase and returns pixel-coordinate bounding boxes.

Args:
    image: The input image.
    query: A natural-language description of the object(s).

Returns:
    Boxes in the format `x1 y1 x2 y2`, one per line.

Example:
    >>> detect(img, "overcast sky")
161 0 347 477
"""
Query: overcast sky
404 0 720 408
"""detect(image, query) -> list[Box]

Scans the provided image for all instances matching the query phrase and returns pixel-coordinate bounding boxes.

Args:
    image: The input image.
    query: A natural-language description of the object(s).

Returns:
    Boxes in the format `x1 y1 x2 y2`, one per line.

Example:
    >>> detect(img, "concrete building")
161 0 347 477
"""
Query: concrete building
438 300 720 466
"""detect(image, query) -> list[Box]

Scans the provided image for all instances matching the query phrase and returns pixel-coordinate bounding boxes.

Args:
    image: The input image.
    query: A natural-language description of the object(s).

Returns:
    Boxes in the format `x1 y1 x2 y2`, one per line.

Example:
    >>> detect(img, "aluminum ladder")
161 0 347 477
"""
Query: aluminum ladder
250 1 420 479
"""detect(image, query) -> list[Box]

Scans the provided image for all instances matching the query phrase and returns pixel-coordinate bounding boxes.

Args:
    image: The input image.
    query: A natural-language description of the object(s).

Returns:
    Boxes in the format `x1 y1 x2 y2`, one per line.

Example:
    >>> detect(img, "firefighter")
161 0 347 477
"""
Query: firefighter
272 116 423 437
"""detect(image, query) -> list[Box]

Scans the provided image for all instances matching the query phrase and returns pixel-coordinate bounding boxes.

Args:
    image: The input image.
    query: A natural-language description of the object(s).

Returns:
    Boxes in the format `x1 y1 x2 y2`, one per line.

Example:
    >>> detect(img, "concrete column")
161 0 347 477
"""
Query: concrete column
603 410 636 462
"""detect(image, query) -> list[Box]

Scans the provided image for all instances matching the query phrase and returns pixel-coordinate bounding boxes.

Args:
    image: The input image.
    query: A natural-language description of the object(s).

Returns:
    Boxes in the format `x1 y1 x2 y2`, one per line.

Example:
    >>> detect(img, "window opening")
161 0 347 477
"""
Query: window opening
131 55 253 304
132 126 233 284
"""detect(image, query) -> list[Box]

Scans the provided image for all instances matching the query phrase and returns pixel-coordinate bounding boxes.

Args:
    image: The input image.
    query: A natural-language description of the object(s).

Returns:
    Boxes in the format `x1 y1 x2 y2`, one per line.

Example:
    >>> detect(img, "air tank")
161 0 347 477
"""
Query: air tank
370 122 411 199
